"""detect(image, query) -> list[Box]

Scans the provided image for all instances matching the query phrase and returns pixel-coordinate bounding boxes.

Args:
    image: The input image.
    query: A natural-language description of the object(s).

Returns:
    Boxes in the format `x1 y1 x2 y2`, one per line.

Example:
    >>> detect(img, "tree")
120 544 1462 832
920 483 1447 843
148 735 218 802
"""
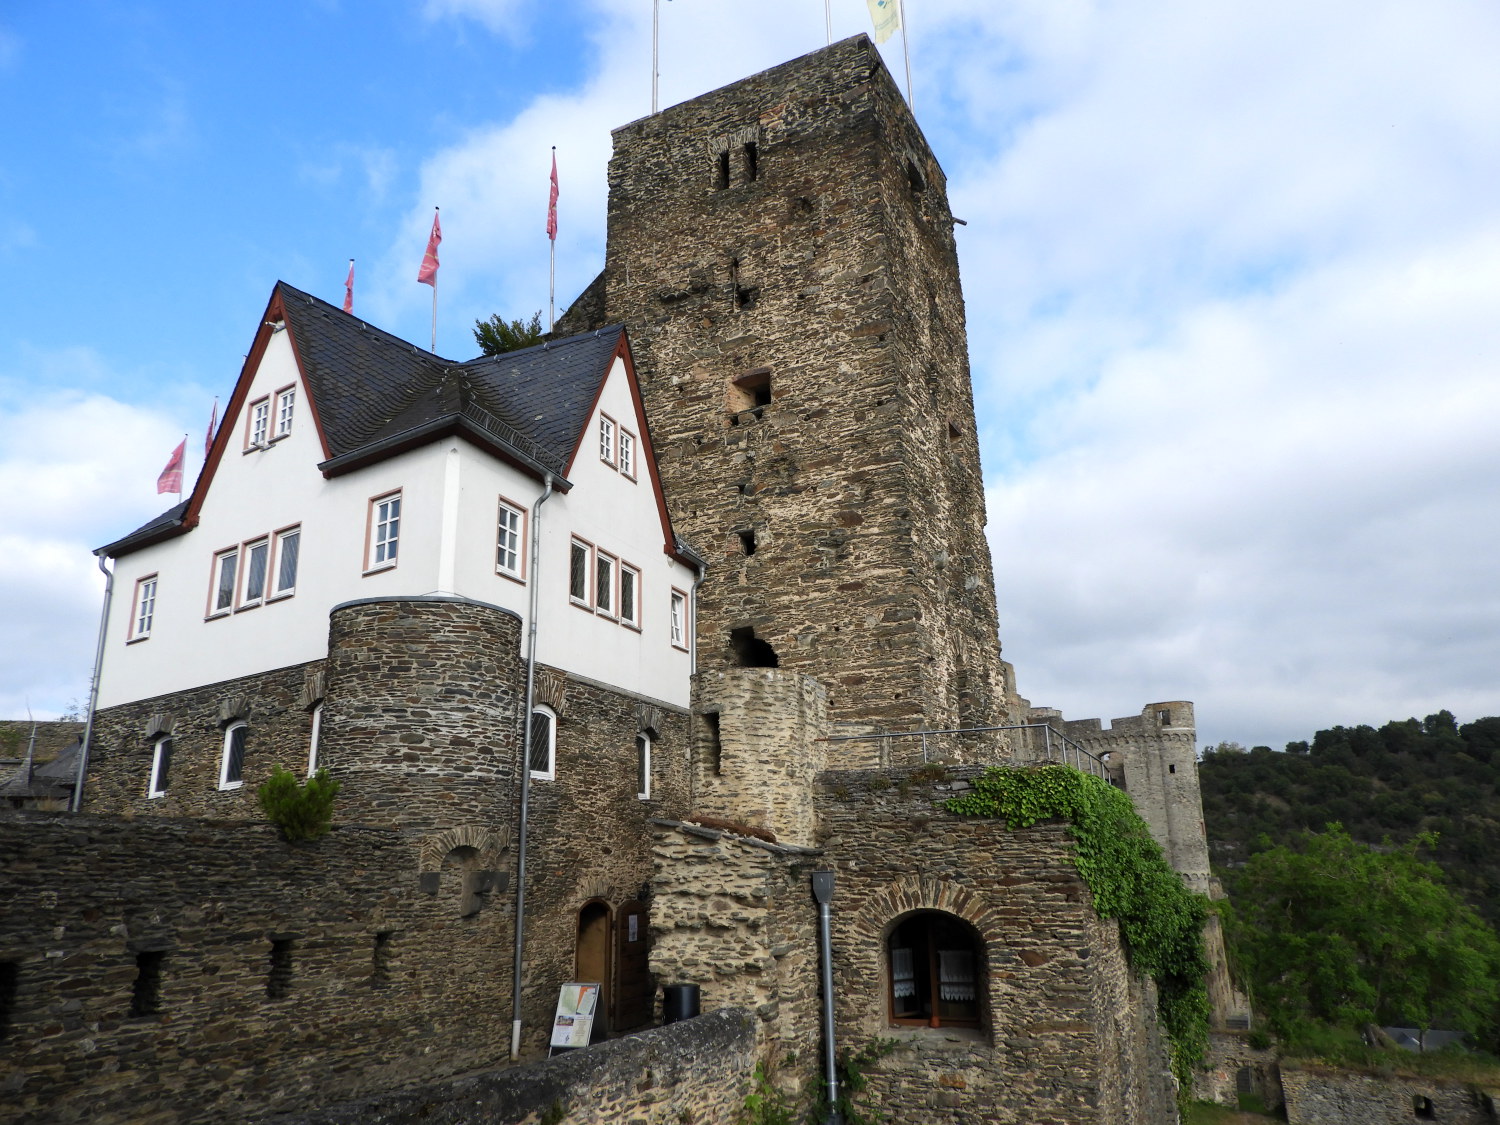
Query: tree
1226 825 1500 1040
473 311 543 356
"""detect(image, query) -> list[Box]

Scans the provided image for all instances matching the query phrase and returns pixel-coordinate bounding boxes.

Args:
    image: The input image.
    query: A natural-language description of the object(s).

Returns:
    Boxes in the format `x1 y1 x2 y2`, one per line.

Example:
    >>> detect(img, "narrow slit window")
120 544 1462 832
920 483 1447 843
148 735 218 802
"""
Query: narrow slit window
371 932 393 988
703 711 722 776
529 706 556 779
266 939 294 1001
714 149 730 190
307 704 322 776
130 951 165 1017
637 733 652 799
147 736 173 798
743 141 758 182
0 961 16 1042
220 721 247 789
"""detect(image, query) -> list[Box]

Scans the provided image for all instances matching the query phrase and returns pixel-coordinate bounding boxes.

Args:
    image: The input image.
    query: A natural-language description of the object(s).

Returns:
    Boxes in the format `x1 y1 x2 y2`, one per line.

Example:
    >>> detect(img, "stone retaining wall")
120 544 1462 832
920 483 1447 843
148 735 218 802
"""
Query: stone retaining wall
1282 1065 1497 1124
267 1008 757 1125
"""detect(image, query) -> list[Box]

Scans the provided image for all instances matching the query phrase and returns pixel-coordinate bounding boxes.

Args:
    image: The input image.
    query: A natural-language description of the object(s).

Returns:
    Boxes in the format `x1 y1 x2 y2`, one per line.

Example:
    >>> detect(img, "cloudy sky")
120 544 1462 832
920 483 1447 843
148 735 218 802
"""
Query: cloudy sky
3 0 1497 750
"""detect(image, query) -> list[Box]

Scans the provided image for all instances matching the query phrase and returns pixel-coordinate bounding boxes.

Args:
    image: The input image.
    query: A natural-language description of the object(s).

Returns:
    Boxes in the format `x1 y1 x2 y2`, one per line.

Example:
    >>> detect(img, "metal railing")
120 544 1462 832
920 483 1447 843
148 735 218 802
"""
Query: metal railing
816 722 1111 780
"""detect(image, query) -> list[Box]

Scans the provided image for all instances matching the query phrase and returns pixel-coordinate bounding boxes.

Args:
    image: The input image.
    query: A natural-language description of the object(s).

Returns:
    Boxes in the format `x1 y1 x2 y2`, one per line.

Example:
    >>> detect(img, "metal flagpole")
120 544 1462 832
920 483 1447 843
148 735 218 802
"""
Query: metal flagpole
431 286 437 353
179 434 187 500
652 0 660 113
899 0 913 109
549 148 557 332
825 0 832 44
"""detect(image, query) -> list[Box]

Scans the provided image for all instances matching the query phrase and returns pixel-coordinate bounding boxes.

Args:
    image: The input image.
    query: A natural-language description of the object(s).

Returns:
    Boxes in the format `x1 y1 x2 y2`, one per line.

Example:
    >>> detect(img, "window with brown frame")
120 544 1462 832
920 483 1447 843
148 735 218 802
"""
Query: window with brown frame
888 912 983 1029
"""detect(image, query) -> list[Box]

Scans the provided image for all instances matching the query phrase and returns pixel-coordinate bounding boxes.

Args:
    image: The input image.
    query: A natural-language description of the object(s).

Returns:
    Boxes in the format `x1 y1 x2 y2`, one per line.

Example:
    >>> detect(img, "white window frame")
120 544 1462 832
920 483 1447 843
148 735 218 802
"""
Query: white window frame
239 537 270 609
248 397 271 449
619 563 641 629
307 704 323 776
618 429 637 480
496 497 525 581
209 548 238 617
529 705 557 781
595 550 616 617
670 588 688 651
569 538 592 607
274 385 296 439
271 525 300 600
129 575 158 641
366 490 402 573
599 414 617 467
147 735 172 798
636 732 652 800
219 721 248 790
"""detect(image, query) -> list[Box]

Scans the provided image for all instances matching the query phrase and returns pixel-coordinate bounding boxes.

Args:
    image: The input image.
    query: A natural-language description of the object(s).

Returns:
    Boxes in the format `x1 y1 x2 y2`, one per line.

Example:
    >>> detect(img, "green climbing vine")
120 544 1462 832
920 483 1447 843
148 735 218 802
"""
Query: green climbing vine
945 765 1210 1092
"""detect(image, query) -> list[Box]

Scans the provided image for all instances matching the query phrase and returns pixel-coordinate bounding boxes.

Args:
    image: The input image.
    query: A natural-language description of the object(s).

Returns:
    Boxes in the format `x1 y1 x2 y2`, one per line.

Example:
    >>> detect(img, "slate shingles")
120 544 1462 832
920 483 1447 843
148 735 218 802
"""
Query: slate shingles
100 283 626 556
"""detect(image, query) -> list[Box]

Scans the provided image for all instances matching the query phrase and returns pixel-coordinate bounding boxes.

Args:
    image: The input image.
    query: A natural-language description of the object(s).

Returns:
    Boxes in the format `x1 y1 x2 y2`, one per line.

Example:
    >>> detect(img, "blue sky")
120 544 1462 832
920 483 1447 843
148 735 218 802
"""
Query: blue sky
4 0 1500 750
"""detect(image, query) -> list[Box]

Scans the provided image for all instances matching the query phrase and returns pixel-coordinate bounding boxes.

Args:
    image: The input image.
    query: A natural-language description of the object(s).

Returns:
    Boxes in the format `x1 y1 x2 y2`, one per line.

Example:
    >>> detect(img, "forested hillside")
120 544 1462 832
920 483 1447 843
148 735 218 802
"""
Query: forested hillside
1198 711 1500 925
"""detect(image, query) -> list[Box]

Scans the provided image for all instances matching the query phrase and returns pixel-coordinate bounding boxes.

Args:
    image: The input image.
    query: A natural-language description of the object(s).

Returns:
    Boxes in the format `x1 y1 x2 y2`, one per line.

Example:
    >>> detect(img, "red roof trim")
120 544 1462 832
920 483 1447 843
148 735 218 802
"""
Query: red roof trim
610 333 696 568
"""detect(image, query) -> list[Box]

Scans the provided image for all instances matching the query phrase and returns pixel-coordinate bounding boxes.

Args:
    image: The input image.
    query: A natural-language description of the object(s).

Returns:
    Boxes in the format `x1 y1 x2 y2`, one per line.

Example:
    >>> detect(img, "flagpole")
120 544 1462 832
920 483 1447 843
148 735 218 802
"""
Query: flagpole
179 434 187 500
652 0 660 113
898 0 913 109
825 0 832 45
549 147 557 333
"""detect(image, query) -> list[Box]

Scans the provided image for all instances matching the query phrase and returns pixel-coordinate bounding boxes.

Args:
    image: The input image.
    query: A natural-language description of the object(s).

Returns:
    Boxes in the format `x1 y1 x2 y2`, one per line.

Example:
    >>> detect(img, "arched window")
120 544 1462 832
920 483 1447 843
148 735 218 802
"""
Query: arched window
219 721 248 790
887 911 984 1028
147 736 173 798
306 704 323 776
529 706 556 780
636 732 652 799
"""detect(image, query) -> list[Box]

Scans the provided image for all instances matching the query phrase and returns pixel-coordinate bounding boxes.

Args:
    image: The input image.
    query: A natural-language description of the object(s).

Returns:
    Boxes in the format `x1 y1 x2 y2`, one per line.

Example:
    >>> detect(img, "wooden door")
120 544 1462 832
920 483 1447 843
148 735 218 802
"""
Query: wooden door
615 899 653 1030
575 901 612 1038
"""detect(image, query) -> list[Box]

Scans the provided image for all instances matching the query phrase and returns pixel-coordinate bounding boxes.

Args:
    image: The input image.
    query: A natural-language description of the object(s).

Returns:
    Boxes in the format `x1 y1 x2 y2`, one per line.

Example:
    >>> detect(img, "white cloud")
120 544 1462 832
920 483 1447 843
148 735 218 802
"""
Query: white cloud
0 366 195 719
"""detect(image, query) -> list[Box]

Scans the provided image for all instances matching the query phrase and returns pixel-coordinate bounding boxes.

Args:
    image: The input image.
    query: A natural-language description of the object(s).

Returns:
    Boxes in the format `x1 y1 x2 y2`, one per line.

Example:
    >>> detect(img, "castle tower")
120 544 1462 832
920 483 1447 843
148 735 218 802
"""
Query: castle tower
594 36 1008 749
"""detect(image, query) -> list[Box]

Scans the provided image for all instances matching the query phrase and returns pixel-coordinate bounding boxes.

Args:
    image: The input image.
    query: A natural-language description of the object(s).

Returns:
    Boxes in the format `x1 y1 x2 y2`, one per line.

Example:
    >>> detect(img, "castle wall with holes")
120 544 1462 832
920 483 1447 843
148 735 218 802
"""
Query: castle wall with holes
0 812 516 1124
1280 1066 1495 1125
589 37 1009 747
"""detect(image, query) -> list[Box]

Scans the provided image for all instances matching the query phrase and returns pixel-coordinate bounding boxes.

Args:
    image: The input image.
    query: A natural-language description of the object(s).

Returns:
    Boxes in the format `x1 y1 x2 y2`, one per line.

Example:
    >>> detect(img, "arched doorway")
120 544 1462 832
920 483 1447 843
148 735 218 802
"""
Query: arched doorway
575 901 613 1037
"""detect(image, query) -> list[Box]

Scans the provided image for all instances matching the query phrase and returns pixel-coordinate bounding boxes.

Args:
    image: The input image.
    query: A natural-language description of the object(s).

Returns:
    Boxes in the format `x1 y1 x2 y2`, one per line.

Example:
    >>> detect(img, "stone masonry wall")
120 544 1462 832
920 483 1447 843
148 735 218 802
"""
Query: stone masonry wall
1281 1065 1497 1125
0 812 515 1125
646 820 824 1069
690 667 827 846
268 1008 757 1125
600 36 1009 745
1199 1033 1283 1110
83 659 324 818
323 596 524 833
812 766 1179 1125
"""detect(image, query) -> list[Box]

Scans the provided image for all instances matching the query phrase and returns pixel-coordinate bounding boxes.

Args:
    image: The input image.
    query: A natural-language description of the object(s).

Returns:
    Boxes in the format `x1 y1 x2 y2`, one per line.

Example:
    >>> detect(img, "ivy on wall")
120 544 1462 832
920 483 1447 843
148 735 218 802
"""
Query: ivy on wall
944 765 1211 1090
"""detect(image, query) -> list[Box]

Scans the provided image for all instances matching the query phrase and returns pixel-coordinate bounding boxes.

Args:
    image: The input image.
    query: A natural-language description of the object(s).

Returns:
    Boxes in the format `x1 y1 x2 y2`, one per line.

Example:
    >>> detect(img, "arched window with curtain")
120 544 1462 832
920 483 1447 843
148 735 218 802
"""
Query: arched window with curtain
887 911 984 1029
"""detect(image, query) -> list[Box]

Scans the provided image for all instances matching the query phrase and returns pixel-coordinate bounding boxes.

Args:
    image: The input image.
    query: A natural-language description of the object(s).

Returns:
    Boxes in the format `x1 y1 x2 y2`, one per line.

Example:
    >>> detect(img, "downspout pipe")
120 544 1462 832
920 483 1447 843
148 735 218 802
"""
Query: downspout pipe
71 553 114 813
511 473 553 1060
812 870 844 1125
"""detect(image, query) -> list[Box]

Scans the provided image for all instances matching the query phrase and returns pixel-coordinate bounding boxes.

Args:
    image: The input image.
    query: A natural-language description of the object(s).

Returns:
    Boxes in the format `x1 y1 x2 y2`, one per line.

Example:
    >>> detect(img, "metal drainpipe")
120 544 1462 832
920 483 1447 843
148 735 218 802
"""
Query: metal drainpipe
511 473 553 1061
812 870 844 1125
70 553 114 813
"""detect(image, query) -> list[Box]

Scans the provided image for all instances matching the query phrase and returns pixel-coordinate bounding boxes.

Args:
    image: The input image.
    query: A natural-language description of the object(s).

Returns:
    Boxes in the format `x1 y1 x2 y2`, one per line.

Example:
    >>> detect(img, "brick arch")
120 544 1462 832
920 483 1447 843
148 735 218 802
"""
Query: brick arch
419 825 508 872
848 874 1003 946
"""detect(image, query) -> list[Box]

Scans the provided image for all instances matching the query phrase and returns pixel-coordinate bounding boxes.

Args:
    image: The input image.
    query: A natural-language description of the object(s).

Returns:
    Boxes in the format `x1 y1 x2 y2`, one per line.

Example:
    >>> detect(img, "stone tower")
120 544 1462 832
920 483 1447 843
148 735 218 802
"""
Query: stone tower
589 36 1008 746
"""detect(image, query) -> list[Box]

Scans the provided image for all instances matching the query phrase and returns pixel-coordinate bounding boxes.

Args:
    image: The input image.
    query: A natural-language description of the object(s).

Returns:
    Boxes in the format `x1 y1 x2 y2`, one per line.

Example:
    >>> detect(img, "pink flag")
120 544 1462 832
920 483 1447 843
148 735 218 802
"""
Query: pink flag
417 210 441 286
547 150 559 241
343 259 355 313
157 438 186 495
205 399 218 461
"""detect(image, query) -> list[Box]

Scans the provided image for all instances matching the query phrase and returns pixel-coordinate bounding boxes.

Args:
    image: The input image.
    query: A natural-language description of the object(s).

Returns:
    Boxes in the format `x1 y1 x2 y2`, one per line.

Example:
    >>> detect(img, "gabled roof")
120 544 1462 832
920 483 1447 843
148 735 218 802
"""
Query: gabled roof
97 282 695 567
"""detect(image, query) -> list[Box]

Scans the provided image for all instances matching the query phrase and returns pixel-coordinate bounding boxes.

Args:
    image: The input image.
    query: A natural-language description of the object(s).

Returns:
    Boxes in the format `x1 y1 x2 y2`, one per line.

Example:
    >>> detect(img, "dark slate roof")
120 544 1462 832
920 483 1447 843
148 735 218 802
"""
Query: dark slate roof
101 284 629 556
98 500 189 558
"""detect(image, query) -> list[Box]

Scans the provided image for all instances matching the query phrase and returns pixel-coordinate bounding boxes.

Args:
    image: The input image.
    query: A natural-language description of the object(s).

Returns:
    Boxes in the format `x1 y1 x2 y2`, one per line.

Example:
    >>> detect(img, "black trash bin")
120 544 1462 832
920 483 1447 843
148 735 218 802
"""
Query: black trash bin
661 983 701 1024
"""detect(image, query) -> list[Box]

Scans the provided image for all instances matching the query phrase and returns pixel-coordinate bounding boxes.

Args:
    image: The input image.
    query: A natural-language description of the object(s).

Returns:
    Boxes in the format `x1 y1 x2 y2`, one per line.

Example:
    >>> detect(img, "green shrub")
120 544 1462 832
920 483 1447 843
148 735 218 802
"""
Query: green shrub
258 766 340 842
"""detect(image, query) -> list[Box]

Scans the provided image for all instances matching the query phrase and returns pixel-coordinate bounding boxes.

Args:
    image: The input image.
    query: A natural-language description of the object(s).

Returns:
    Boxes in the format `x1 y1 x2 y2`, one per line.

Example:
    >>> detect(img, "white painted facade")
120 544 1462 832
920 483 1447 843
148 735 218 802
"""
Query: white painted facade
99 333 696 711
